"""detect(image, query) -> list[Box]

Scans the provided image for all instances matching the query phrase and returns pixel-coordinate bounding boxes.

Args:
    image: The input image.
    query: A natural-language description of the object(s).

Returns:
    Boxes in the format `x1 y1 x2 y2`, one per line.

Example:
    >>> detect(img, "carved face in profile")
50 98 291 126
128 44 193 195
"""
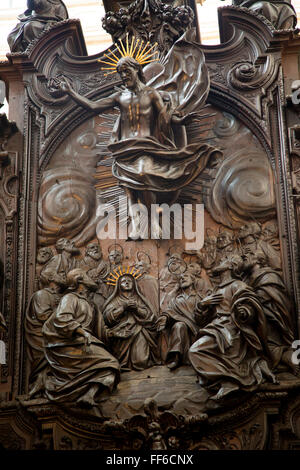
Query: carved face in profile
134 260 150 275
212 255 242 277
119 275 134 292
167 255 183 274
67 268 97 291
237 224 251 240
187 262 201 277
52 272 67 287
56 238 79 255
40 268 66 289
242 252 256 272
203 237 216 253
243 251 266 271
238 222 261 241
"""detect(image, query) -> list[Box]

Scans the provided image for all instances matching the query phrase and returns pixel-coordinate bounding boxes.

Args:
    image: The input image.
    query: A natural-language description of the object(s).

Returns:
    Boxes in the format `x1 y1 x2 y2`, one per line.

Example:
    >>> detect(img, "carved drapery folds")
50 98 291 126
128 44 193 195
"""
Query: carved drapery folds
228 0 297 30
7 0 69 53
0 0 300 450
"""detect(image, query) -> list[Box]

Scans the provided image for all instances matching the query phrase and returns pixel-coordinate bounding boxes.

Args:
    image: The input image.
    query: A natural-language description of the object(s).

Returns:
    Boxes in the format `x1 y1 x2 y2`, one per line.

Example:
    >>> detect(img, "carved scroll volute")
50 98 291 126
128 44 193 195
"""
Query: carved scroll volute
228 56 275 92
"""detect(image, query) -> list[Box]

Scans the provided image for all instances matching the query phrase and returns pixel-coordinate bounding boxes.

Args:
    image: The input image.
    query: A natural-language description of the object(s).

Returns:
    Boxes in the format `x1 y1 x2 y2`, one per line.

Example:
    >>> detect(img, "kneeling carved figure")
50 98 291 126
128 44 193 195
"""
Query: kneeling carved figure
102 274 160 371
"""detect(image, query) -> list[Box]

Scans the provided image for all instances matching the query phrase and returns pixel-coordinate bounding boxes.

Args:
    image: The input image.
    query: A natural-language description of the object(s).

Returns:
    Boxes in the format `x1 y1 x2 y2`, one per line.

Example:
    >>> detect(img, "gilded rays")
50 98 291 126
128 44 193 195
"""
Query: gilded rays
97 35 159 76
105 266 142 286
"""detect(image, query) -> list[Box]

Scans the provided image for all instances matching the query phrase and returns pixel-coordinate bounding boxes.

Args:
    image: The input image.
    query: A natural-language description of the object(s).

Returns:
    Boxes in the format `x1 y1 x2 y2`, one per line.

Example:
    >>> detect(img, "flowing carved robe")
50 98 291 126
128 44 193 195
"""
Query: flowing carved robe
136 273 159 315
42 292 120 402
25 287 61 385
102 281 159 371
247 267 294 367
238 1 296 29
164 289 204 364
8 2 68 52
189 279 273 397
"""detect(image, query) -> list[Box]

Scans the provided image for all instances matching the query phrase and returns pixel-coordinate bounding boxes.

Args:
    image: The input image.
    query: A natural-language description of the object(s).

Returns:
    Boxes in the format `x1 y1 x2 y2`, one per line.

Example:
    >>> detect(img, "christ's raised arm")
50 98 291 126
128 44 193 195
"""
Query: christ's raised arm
58 77 119 113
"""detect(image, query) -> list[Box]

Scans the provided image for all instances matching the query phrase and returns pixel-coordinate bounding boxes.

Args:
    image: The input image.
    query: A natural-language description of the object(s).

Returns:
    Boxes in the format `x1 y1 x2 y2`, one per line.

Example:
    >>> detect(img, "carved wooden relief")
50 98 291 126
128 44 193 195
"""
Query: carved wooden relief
0 0 300 450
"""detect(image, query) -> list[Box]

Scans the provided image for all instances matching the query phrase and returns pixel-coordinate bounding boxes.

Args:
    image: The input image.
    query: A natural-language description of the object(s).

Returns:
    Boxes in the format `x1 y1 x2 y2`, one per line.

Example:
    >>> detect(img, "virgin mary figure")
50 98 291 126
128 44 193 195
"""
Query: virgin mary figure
102 273 160 371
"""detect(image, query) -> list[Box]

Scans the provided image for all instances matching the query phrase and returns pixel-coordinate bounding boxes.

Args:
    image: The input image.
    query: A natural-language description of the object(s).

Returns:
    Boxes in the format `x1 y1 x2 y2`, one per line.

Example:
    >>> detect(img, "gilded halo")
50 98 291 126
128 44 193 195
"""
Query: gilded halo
105 266 142 286
97 34 159 77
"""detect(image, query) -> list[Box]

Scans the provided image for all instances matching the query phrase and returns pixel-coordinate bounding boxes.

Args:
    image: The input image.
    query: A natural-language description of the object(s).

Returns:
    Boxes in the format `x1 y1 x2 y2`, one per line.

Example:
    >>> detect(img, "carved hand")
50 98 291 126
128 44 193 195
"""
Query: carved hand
56 76 73 95
77 327 92 347
155 315 168 332
108 327 133 339
82 330 92 346
171 111 185 125
200 293 224 307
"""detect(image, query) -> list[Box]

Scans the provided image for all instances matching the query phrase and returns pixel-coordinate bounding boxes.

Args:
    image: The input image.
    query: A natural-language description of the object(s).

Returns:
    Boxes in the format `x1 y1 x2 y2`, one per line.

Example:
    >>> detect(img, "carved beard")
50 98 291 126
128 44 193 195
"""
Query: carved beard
87 252 102 261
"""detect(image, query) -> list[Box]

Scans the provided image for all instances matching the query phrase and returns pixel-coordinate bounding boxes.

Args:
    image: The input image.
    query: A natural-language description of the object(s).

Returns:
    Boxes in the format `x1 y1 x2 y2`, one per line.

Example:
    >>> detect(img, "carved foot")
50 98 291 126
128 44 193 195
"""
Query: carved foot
259 359 279 384
265 370 279 385
77 385 98 407
210 382 239 401
28 376 45 399
102 373 116 392
167 353 180 370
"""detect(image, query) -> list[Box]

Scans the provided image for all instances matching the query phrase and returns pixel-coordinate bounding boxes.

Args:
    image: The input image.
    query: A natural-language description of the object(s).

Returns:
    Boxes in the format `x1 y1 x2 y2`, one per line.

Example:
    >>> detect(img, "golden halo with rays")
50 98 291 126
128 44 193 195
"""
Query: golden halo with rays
97 34 159 77
105 266 142 286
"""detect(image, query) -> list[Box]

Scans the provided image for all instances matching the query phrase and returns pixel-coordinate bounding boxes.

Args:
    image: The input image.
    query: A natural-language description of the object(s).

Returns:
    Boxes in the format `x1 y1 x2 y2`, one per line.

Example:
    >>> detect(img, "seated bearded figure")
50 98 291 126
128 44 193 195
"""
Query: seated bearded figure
102 274 159 371
42 268 120 407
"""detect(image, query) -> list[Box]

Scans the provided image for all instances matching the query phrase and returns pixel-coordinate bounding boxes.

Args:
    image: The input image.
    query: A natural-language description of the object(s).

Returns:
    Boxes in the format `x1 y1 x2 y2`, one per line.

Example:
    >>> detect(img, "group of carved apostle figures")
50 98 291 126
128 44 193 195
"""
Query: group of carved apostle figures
25 220 297 407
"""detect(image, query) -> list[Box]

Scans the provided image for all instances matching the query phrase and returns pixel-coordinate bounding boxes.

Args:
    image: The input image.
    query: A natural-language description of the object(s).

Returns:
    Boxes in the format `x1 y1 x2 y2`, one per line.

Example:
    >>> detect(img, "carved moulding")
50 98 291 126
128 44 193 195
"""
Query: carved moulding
0 109 19 397
0 382 297 450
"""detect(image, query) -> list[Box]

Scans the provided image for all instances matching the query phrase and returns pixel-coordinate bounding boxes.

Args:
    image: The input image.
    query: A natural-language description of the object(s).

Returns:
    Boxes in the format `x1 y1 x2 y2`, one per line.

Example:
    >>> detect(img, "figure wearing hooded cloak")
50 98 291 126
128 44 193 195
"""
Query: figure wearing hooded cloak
102 274 159 371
